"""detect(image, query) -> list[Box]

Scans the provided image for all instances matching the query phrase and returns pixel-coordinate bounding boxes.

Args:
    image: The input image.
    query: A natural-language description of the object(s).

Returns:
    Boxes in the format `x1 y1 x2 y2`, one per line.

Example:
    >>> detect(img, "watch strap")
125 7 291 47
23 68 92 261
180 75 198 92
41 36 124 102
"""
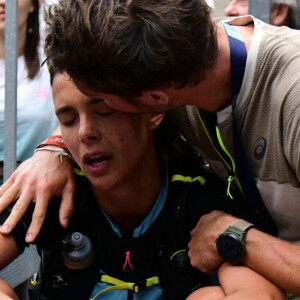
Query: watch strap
230 219 255 233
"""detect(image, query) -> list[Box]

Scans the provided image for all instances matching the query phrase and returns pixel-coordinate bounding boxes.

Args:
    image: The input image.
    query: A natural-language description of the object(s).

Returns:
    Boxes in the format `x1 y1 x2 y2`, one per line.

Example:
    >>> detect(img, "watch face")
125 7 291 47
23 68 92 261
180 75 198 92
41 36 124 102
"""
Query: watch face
217 234 244 262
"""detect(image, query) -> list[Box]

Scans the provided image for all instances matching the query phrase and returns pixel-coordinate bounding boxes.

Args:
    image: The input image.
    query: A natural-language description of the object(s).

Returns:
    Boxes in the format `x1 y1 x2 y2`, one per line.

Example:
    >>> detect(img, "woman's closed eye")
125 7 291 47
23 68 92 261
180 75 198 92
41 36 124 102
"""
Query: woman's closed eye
96 111 115 117
93 100 116 116
59 110 115 127
60 116 77 127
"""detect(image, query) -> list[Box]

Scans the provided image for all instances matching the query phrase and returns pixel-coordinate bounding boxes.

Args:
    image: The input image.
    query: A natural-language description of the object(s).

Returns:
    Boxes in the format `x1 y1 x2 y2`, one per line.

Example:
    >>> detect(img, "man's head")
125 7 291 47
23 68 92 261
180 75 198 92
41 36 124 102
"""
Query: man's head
45 0 218 101
225 0 300 29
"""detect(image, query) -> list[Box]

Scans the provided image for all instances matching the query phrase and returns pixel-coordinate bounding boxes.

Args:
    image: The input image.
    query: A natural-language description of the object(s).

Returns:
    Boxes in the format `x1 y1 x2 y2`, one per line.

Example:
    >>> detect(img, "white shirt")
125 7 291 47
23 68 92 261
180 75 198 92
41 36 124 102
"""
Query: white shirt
0 53 58 162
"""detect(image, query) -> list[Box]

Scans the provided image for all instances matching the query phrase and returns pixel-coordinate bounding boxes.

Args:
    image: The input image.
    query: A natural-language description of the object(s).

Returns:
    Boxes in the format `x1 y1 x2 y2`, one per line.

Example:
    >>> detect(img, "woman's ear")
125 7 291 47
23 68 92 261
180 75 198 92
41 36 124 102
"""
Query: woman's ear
147 113 165 131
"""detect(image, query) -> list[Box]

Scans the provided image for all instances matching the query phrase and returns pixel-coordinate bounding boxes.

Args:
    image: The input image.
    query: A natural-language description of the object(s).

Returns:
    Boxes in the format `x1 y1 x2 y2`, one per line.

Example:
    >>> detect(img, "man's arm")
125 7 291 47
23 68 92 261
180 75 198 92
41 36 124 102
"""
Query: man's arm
241 227 300 296
188 210 300 296
186 262 285 300
0 148 75 243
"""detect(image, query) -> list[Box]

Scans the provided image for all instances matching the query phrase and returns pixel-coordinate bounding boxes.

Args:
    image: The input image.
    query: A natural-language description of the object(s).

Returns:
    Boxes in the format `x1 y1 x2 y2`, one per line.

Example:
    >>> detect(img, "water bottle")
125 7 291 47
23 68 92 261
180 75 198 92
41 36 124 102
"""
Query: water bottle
62 232 95 270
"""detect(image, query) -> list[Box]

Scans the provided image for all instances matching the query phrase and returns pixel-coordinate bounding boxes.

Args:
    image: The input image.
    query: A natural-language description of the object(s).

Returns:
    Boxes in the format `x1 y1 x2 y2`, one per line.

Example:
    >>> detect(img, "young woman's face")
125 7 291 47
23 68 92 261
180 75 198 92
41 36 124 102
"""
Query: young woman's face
0 0 34 34
53 73 162 190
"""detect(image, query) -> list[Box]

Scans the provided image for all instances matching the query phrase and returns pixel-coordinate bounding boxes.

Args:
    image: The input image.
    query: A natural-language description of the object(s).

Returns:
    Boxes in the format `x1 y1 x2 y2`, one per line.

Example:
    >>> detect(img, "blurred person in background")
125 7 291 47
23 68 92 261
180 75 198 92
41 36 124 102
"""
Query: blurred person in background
0 0 58 183
225 0 300 29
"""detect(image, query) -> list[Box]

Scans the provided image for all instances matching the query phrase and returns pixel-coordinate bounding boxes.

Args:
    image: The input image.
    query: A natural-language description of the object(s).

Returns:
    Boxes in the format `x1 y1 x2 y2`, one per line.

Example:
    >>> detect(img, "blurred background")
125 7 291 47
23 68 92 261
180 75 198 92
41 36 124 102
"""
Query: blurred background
213 0 231 17
208 0 271 24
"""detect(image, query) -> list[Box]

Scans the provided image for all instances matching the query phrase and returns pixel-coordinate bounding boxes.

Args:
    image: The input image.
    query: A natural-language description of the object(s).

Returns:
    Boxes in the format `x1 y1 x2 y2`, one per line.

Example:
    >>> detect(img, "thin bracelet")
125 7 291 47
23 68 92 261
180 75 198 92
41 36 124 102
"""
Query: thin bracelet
34 146 74 163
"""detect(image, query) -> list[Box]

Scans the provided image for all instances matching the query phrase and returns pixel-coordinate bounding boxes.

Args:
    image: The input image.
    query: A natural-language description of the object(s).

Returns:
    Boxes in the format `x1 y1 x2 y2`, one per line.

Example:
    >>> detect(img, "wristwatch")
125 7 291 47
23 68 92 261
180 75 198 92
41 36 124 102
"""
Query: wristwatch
215 219 255 262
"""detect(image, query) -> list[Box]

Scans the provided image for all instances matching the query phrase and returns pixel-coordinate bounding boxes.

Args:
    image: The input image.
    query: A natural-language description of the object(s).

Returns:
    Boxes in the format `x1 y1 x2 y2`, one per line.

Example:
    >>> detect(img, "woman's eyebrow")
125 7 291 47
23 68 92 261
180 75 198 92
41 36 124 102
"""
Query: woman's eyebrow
56 99 106 115
56 106 74 116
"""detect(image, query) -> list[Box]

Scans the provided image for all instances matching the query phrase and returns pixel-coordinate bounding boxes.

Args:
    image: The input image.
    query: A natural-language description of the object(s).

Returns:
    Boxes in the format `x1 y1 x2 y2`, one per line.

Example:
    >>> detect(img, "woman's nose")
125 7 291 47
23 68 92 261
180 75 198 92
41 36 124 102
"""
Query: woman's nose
78 119 100 143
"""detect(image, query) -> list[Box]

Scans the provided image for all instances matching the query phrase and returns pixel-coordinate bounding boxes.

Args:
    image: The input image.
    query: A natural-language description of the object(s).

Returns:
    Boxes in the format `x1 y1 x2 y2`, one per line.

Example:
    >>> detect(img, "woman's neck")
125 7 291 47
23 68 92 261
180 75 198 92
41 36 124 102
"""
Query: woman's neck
92 152 164 232
0 25 27 59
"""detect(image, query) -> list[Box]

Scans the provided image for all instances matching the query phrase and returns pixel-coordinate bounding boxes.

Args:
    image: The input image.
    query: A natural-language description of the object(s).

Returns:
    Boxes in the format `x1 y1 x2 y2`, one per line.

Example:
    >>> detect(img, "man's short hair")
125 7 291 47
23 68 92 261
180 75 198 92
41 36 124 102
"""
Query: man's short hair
45 0 218 98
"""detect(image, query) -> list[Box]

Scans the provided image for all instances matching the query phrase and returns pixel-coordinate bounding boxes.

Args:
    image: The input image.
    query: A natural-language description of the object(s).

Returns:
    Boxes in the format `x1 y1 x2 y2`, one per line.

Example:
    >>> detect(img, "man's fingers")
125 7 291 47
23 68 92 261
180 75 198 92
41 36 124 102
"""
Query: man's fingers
0 176 16 197
0 189 34 234
59 180 76 228
25 199 49 243
0 182 21 214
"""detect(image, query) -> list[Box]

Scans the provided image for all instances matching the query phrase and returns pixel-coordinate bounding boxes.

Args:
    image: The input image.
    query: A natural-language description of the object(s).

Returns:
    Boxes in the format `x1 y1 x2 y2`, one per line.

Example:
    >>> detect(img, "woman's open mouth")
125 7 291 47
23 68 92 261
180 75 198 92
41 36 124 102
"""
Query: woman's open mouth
86 155 111 167
83 152 112 174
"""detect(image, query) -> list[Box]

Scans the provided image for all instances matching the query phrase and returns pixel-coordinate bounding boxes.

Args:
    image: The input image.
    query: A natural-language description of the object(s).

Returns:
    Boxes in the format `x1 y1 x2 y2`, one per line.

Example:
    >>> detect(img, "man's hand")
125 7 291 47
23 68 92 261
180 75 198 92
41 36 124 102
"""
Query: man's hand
0 150 75 242
188 210 237 274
